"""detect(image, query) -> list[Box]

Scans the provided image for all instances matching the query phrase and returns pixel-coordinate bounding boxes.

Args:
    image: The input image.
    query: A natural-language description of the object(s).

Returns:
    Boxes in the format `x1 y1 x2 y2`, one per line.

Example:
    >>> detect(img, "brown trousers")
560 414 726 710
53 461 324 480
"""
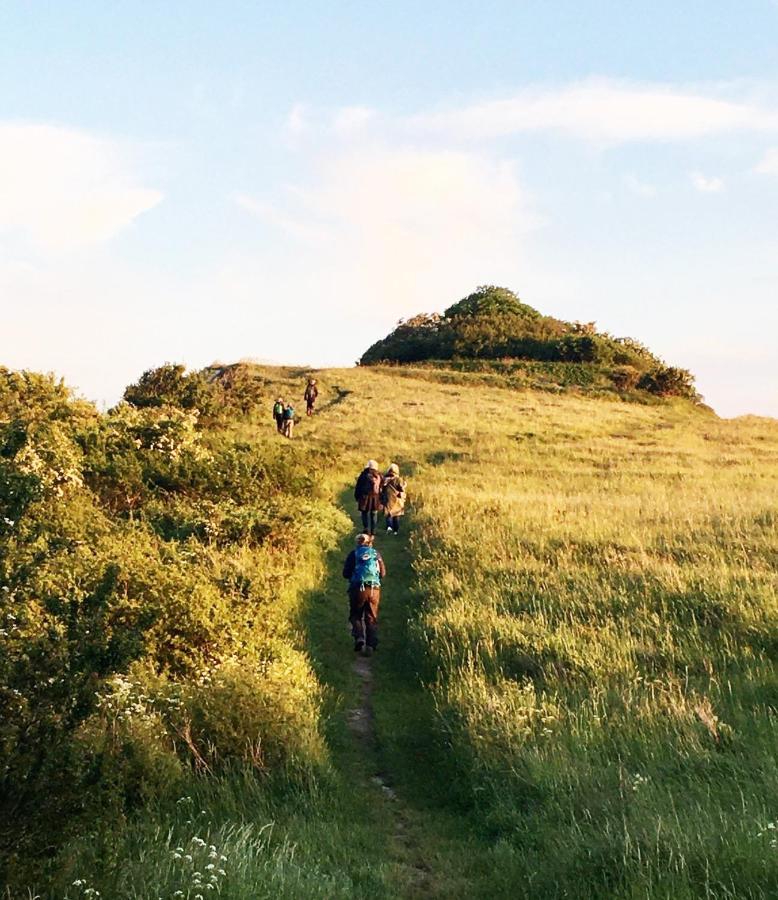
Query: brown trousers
349 585 381 648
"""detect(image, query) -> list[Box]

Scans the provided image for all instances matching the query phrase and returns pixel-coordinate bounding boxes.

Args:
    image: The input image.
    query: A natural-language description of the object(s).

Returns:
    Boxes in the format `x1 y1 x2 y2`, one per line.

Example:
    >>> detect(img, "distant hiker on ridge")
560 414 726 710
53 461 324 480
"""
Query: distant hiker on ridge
282 402 296 438
342 533 386 655
304 378 319 416
381 463 407 534
354 459 382 535
272 397 285 434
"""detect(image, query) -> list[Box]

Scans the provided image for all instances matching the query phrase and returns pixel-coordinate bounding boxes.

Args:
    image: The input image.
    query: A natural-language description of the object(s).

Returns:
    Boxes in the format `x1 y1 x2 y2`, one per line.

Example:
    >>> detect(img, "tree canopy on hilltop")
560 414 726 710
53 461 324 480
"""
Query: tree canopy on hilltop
360 285 699 401
444 285 541 320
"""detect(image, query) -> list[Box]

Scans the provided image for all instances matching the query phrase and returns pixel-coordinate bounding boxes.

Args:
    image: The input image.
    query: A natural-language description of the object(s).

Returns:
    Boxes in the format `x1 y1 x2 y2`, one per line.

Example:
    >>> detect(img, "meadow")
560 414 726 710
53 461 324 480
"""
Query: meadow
2 363 777 897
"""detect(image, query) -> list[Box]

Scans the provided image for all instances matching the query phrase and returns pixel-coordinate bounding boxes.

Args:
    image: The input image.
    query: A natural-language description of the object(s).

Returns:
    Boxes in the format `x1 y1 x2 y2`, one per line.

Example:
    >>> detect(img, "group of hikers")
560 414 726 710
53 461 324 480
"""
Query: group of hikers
271 381 405 656
272 378 318 437
343 460 408 656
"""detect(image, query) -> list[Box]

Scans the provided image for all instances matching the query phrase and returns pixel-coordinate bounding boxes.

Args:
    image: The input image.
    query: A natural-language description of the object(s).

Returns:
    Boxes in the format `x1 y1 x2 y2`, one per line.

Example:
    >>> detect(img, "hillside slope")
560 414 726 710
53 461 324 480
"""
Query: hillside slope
292 365 778 898
5 364 778 898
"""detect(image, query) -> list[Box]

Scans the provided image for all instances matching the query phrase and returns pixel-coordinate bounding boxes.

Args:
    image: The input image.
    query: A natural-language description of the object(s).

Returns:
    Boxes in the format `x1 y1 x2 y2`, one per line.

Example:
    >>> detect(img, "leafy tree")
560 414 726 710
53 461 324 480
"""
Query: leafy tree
359 284 700 403
444 285 541 320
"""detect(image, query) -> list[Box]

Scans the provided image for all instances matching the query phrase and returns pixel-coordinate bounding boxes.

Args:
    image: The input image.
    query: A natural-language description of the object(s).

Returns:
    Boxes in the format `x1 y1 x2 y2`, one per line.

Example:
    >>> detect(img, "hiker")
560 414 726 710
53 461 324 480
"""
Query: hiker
343 533 386 654
272 397 285 433
381 463 407 534
303 378 318 416
354 460 382 535
282 402 295 438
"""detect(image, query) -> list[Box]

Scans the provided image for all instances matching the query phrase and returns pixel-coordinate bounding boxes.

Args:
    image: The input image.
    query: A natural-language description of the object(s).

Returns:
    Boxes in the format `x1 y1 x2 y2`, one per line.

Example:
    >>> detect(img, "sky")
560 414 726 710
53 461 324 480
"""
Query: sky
1 1 777 417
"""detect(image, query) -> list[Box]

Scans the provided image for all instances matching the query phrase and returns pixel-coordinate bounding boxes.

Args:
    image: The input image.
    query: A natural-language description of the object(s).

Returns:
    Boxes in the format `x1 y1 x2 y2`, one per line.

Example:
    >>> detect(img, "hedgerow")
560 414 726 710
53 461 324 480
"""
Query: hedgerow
0 366 342 881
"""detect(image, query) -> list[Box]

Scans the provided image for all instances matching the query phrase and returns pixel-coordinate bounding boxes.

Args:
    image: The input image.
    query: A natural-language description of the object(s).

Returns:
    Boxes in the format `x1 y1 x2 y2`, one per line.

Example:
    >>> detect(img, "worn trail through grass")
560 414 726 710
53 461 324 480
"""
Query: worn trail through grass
303 483 495 898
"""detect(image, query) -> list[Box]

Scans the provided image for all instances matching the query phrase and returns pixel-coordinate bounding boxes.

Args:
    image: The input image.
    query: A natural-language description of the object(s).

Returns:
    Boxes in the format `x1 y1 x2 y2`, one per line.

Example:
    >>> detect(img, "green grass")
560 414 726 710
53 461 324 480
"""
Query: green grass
10 364 778 898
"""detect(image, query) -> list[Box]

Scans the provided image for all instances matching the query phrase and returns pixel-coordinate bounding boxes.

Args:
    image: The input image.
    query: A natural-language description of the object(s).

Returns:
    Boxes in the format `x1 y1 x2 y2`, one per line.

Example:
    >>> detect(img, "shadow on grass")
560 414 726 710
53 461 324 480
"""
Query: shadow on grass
299 487 468 815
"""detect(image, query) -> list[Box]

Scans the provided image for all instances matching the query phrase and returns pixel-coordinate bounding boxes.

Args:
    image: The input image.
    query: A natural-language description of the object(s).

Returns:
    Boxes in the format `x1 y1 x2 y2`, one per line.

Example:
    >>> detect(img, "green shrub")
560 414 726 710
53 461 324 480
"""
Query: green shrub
359 285 700 404
0 366 334 877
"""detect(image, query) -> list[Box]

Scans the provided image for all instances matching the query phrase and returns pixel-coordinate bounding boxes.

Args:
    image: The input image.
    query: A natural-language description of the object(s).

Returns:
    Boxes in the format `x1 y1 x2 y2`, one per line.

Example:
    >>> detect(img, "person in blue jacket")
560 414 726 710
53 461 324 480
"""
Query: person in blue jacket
342 533 386 654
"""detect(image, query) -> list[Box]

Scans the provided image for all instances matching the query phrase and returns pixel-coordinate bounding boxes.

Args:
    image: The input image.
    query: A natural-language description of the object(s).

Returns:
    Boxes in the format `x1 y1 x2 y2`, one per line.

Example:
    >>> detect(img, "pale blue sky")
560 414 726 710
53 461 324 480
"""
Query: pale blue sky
1 1 777 416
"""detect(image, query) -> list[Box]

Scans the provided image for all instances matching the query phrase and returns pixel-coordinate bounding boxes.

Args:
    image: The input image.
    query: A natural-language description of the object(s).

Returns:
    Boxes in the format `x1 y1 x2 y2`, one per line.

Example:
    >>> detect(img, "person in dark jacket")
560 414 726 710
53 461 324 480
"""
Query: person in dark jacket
303 378 319 416
354 460 382 535
272 397 285 433
343 533 386 653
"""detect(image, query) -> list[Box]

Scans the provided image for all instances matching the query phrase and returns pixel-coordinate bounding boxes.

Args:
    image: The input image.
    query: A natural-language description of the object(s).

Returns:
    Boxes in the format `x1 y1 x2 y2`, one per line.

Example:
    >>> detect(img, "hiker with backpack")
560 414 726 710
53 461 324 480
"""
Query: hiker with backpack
354 460 383 536
342 533 386 654
282 402 296 438
272 397 285 433
304 378 318 416
381 463 407 534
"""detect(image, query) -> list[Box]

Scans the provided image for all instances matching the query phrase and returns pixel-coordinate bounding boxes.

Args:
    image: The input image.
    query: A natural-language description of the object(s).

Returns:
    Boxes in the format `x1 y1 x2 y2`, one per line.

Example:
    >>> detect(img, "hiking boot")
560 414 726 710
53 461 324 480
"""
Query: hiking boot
354 640 365 652
386 527 393 533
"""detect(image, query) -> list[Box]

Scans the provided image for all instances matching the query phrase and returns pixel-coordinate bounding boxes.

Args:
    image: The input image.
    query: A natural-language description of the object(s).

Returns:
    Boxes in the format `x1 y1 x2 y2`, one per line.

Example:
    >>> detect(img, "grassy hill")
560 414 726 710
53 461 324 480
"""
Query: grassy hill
359 285 700 404
3 363 777 897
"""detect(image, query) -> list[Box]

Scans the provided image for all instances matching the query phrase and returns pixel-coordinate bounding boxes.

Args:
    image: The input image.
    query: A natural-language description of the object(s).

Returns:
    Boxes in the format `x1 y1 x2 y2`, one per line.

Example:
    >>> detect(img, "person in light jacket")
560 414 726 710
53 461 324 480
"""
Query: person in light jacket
381 463 407 534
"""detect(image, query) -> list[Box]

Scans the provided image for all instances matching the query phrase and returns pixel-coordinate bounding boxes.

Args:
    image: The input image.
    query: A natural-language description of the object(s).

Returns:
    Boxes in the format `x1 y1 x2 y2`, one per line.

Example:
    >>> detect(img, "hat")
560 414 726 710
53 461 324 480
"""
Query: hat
387 463 400 475
367 459 378 470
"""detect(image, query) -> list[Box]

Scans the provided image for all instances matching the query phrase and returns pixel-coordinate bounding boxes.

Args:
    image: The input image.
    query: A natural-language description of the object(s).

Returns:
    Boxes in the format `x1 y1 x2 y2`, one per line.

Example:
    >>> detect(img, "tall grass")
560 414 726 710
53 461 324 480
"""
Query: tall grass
401 382 778 896
7 362 777 897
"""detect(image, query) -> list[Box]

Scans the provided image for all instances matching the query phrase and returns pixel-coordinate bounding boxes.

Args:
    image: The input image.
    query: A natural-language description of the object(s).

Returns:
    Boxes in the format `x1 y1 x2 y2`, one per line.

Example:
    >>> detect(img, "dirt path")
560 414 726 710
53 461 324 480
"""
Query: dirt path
346 647 435 896
303 486 460 897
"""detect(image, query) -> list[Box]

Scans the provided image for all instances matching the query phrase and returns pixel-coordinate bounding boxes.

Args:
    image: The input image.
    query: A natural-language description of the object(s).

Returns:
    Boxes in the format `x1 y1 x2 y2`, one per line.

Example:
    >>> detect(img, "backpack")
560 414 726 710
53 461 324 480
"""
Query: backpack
283 406 295 419
273 402 284 417
351 546 381 586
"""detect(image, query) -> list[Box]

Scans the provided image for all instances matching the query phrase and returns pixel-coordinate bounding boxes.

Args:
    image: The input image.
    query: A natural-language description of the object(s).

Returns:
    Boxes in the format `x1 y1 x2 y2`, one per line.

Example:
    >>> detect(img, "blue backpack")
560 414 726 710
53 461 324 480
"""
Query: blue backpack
351 546 381 586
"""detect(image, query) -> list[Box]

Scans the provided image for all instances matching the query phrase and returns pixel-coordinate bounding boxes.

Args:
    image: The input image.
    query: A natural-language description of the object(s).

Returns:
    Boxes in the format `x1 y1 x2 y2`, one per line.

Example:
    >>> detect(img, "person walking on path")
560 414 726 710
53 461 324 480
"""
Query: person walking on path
381 463 407 534
343 533 386 654
303 378 319 416
354 460 382 535
272 397 285 433
282 402 296 438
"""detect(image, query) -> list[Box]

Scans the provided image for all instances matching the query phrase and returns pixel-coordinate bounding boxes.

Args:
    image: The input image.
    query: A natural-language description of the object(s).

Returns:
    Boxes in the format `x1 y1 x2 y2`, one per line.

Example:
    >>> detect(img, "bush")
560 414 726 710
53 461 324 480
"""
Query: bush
359 285 700 403
638 366 699 400
0 366 335 873
124 363 265 421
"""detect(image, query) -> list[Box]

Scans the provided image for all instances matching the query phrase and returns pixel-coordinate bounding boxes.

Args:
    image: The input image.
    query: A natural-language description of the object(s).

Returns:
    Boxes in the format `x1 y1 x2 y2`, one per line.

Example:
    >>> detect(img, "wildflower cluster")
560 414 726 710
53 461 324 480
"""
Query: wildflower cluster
630 772 650 792
169 834 229 896
71 879 100 897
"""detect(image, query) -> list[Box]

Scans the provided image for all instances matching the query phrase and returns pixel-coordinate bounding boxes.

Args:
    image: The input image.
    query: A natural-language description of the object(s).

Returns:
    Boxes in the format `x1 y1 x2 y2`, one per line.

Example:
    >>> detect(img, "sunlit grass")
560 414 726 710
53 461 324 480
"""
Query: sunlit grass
15 363 778 898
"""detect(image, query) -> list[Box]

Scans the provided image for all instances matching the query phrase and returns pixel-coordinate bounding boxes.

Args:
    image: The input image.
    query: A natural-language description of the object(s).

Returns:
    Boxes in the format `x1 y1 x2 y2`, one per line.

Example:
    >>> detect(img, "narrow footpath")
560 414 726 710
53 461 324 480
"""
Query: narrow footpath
304 487 488 899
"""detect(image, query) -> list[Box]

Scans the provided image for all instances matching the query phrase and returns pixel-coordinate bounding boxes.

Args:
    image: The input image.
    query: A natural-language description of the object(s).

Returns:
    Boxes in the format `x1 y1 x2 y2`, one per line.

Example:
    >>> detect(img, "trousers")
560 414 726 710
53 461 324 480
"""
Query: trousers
360 509 378 534
349 585 381 649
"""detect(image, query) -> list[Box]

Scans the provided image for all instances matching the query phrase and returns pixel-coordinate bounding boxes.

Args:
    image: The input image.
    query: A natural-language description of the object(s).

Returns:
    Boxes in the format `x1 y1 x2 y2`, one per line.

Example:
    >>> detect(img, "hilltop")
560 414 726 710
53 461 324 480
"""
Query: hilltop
2 362 777 897
360 285 700 403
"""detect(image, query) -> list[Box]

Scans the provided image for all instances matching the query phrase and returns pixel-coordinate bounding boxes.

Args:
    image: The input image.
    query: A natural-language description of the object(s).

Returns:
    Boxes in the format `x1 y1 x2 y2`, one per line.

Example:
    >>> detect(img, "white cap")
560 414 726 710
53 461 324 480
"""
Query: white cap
367 459 378 470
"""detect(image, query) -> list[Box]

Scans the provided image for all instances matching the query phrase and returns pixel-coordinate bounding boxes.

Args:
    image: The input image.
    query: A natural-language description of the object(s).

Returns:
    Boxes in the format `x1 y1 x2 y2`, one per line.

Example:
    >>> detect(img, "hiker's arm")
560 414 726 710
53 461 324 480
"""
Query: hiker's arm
377 553 386 578
343 551 355 580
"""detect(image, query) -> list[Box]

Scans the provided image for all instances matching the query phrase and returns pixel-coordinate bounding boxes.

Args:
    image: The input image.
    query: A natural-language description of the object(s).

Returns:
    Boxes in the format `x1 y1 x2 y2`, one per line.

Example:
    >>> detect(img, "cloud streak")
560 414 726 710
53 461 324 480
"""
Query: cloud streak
0 123 162 252
691 171 724 193
407 79 778 144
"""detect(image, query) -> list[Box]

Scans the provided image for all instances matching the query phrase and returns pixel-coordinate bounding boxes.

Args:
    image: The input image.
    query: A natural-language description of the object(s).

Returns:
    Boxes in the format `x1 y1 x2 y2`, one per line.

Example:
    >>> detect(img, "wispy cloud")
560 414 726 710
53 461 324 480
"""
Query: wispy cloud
408 79 778 144
0 123 162 252
623 174 657 197
236 146 536 320
691 171 724 193
332 106 377 135
755 147 778 174
284 103 308 138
